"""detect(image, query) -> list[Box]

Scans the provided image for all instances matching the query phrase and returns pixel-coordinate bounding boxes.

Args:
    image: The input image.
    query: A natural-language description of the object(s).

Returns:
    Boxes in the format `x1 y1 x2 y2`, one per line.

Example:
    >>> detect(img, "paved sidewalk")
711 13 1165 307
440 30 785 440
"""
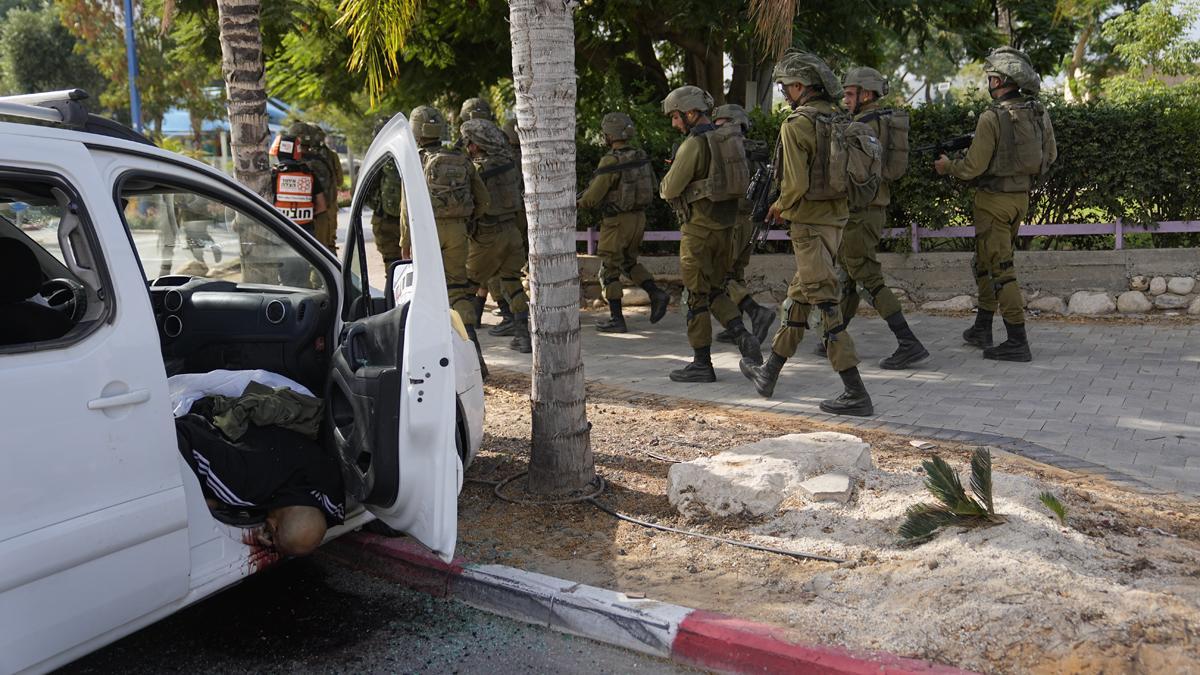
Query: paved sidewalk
481 309 1200 497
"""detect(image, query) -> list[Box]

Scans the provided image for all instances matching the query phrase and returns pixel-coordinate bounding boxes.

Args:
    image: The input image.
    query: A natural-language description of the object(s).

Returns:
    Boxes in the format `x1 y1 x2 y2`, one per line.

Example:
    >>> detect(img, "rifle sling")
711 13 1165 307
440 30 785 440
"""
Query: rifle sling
592 158 650 177
480 161 516 180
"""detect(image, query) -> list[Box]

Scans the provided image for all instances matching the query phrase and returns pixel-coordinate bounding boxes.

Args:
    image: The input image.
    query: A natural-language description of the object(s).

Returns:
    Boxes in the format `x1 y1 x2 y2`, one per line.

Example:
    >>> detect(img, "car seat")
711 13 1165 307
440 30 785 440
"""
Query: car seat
0 238 73 346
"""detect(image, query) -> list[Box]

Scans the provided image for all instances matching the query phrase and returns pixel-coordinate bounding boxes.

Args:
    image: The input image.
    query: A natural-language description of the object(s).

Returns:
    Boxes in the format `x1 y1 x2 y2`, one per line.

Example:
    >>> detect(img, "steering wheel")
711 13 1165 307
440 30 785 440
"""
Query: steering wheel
40 278 88 323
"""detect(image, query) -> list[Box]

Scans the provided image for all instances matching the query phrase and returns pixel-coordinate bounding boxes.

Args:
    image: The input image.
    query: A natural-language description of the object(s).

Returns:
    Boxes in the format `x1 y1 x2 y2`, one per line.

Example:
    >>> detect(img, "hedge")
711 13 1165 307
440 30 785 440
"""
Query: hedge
575 90 1200 251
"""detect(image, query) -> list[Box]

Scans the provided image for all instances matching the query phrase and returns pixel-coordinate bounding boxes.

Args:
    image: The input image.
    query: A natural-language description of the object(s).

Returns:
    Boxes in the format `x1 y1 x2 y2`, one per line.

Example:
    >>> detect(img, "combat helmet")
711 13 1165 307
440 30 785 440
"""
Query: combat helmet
773 51 841 97
984 47 1040 95
459 118 511 156
459 97 494 122
712 104 751 133
661 85 714 116
600 112 636 141
843 67 889 97
410 105 447 141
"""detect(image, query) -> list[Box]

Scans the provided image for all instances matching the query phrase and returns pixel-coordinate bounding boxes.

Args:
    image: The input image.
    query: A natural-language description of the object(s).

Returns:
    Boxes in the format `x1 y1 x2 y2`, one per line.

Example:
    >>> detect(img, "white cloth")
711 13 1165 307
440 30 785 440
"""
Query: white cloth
168 369 314 417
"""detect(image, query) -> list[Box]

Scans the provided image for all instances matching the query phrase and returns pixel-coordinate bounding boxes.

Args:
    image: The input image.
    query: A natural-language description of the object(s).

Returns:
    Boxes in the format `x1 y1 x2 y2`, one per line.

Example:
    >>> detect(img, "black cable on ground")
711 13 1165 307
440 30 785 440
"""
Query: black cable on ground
483 470 845 564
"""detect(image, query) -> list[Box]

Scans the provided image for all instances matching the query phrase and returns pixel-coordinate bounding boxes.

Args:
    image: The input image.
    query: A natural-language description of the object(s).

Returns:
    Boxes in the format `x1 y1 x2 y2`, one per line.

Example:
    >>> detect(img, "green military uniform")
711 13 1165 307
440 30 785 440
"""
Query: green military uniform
484 117 528 337
660 86 762 383
369 161 404 264
943 47 1057 362
739 51 873 416
460 118 531 353
297 123 342 255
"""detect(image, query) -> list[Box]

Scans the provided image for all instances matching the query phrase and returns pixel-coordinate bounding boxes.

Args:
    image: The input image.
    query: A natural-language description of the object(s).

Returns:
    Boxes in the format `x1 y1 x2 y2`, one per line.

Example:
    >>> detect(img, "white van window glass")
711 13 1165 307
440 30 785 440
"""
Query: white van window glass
120 188 326 291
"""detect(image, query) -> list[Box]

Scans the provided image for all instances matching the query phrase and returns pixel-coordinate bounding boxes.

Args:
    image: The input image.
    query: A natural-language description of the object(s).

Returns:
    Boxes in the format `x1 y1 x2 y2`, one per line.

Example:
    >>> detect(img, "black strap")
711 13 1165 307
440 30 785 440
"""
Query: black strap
480 161 516 180
785 320 807 328
592 158 650 176
855 109 890 124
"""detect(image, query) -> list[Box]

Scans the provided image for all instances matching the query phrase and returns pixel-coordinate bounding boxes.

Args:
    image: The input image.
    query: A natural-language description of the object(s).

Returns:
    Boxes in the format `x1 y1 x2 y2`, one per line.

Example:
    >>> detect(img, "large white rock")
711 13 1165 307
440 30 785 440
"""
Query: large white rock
1149 276 1167 296
1027 296 1067 315
1190 296 1200 316
667 432 872 518
1116 291 1153 313
799 472 853 503
922 295 977 311
622 287 650 306
1154 293 1191 310
1167 277 1197 295
1067 291 1116 315
1130 275 1150 292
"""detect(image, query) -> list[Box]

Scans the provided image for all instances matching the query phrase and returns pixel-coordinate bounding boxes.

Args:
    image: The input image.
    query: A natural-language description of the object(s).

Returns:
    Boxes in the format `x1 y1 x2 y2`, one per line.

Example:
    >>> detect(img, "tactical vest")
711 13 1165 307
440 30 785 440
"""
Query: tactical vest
475 154 522 220
597 146 655 214
858 108 909 182
683 124 750 204
783 107 882 209
980 99 1049 193
421 146 476 220
272 162 316 226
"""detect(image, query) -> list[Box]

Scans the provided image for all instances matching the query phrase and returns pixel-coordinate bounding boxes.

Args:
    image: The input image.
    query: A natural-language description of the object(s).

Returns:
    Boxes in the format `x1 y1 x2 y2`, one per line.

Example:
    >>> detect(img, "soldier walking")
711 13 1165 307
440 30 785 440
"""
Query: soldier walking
577 112 670 332
826 68 929 369
298 123 342 255
711 103 776 345
934 47 1056 362
739 51 874 416
659 85 763 382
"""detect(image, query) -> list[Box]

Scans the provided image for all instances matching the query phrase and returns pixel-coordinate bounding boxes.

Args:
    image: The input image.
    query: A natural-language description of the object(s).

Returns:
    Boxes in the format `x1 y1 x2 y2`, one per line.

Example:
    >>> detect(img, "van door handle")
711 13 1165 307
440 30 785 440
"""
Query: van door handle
88 388 151 410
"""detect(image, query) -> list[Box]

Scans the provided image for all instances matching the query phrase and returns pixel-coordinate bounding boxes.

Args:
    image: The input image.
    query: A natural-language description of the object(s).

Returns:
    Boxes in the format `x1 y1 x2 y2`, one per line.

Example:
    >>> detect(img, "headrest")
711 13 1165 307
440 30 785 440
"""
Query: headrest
0 238 42 304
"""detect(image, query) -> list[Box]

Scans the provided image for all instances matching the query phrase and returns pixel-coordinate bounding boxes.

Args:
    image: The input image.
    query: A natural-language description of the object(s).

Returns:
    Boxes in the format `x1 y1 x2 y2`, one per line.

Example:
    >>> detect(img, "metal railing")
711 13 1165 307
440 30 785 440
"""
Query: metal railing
575 220 1200 254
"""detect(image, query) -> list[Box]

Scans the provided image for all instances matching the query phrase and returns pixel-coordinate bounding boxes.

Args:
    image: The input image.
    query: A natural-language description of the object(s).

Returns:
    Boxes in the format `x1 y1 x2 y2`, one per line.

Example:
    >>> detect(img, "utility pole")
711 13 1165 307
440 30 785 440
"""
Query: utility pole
122 0 143 133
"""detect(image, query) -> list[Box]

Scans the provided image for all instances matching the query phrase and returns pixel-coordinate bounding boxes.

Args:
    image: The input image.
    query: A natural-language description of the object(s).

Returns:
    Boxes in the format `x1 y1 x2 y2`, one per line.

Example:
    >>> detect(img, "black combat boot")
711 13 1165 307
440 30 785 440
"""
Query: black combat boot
473 295 486 327
819 367 874 416
669 346 716 383
596 299 628 333
509 312 532 353
739 350 786 398
983 320 1032 362
641 280 671 324
879 313 930 370
726 318 763 366
488 298 515 336
963 309 994 348
740 297 777 345
466 325 489 381
715 327 734 343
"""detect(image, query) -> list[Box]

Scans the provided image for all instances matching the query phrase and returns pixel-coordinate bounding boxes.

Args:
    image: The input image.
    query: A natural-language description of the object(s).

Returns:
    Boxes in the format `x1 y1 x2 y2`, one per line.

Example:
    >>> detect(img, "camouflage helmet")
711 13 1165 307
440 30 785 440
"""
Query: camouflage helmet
842 67 889 97
459 118 511 156
410 105 447 140
712 103 750 132
501 118 520 146
459 97 494 122
773 51 841 96
661 85 714 116
600 111 636 141
984 47 1040 94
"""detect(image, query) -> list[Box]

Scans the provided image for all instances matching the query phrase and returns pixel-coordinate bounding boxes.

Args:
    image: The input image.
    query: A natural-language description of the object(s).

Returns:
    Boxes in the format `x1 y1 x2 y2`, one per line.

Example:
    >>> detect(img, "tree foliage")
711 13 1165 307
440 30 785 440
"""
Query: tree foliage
0 4 105 96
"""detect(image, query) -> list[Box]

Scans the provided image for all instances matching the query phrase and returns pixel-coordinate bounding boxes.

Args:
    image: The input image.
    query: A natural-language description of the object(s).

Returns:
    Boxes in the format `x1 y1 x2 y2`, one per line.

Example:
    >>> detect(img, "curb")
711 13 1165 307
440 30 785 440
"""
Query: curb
325 533 972 675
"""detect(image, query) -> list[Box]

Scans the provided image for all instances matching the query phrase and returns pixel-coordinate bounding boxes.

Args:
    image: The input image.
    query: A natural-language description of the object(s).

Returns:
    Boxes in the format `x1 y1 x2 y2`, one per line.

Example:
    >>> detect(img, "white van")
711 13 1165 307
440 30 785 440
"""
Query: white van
0 91 484 674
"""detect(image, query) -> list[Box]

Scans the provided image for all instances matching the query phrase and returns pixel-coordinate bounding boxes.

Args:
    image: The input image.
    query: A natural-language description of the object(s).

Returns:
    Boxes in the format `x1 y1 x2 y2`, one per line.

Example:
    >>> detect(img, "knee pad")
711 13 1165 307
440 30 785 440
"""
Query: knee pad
686 305 710 323
783 301 808 329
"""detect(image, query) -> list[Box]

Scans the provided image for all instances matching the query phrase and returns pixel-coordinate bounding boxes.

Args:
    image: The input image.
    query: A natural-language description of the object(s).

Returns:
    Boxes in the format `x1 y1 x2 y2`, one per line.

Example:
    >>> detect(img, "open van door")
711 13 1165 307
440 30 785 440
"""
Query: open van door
327 114 460 562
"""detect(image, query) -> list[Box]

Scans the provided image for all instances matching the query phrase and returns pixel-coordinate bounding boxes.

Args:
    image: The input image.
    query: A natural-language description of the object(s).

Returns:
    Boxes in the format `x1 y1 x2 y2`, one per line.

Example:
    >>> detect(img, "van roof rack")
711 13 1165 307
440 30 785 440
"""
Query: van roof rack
0 89 154 146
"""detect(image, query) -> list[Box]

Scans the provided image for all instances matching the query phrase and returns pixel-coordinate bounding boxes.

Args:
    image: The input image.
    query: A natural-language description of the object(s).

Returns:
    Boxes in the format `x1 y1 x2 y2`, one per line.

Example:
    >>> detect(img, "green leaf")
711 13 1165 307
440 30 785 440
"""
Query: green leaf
970 447 995 516
922 455 968 509
898 503 956 545
1039 491 1068 524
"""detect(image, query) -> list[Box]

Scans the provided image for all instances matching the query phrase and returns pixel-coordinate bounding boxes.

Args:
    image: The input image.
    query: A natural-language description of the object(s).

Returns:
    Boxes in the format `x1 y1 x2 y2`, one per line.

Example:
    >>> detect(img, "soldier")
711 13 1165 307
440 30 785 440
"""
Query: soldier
368 159 404 267
460 97 494 124
397 106 491 373
711 103 776 346
739 51 874 416
825 67 929 369
577 112 670 333
659 85 763 383
935 47 1056 362
300 123 343 255
460 118 532 354
487 117 528 337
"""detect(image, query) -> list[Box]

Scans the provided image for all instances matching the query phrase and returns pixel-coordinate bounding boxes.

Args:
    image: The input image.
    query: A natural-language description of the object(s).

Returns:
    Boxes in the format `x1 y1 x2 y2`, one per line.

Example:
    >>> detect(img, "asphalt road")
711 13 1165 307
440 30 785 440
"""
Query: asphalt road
58 553 696 674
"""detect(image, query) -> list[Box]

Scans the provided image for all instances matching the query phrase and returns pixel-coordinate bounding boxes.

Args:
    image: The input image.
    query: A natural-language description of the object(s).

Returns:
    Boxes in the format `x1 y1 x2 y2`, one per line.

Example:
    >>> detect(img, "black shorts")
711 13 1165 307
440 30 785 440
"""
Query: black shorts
176 414 345 526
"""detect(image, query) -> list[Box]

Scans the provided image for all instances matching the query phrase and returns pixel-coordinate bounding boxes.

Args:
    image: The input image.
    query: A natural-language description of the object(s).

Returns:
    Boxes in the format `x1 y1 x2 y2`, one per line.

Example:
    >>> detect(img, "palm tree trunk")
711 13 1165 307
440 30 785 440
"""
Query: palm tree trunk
509 0 594 495
215 0 270 198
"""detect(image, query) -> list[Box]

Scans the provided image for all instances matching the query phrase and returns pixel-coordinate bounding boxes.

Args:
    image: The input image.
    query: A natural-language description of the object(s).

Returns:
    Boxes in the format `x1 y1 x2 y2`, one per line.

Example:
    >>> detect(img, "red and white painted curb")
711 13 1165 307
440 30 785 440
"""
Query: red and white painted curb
325 533 972 674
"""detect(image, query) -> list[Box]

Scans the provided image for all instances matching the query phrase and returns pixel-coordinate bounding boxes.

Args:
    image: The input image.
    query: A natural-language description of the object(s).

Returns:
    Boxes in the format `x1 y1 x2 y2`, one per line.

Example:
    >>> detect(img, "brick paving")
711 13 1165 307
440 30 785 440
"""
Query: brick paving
481 308 1200 498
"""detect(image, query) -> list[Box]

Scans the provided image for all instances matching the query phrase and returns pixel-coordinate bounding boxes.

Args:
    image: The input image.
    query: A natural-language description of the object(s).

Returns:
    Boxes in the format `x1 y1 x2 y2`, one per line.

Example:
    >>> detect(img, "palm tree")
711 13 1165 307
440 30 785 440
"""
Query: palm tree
215 0 270 198
341 0 594 496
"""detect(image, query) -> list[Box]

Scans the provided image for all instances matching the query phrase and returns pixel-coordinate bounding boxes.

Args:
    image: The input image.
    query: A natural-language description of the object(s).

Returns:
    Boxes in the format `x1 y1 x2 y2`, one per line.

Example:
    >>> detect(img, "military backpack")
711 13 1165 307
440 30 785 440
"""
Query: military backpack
475 154 522 218
858 108 909 182
785 108 882 210
595 146 654 213
422 147 476 219
685 123 750 203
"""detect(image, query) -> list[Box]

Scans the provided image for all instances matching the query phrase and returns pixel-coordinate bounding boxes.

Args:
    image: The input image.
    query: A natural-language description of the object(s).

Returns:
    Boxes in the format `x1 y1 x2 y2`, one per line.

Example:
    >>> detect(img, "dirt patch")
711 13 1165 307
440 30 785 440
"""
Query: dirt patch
460 370 1200 674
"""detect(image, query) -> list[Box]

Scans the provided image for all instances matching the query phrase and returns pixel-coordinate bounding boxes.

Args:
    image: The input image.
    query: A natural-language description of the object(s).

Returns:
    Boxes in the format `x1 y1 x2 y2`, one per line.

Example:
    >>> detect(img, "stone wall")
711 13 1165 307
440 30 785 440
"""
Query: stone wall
577 248 1200 316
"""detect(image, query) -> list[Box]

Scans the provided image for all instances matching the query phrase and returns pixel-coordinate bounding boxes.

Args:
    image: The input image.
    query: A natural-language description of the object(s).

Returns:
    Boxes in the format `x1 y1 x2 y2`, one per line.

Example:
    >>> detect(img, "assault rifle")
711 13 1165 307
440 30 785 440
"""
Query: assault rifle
912 133 974 156
746 162 777 251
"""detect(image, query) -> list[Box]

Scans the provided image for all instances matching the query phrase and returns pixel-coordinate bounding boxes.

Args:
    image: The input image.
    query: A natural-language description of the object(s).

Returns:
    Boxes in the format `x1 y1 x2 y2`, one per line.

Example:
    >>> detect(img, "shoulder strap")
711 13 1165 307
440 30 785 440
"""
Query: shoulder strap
479 159 516 180
593 157 650 176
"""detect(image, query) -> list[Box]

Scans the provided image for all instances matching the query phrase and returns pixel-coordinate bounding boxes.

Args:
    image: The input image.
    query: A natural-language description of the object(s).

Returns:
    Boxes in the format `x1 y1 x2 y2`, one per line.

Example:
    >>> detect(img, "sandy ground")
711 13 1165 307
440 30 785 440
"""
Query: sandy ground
460 370 1200 675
